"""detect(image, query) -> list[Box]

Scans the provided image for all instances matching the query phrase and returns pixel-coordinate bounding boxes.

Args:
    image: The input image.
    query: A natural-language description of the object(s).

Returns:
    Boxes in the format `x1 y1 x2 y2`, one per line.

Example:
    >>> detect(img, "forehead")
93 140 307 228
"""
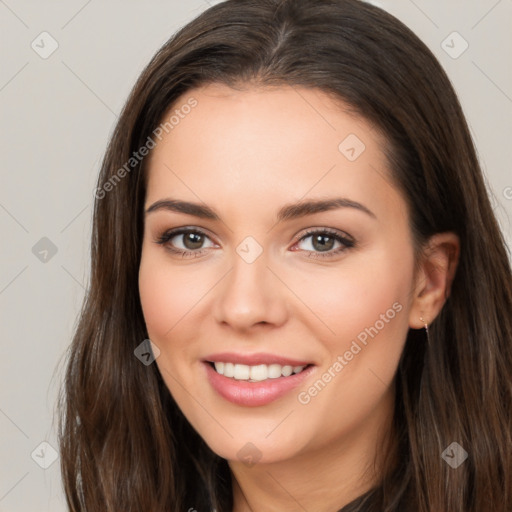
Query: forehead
144 83 403 222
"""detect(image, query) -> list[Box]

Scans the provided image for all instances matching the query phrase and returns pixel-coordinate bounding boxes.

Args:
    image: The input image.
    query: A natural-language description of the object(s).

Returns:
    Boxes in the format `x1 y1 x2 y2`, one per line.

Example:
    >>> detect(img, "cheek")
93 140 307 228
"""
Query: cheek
289 246 413 425
138 249 206 339
289 248 413 353
293 246 413 418
138 256 177 337
288 278 411 450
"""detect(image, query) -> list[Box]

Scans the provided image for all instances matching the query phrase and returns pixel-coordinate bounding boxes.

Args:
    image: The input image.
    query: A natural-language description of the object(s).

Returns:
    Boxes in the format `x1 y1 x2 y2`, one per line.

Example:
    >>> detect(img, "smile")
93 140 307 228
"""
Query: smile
203 354 315 406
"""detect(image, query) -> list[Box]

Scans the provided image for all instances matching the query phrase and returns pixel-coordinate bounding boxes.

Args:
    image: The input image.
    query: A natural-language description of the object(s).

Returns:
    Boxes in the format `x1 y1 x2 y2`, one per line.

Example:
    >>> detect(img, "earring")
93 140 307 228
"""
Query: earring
420 315 429 345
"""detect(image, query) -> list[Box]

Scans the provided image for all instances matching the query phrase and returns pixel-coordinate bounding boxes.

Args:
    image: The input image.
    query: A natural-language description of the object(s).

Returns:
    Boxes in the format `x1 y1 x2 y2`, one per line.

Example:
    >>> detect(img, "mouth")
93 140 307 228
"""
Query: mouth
202 353 316 407
207 361 311 382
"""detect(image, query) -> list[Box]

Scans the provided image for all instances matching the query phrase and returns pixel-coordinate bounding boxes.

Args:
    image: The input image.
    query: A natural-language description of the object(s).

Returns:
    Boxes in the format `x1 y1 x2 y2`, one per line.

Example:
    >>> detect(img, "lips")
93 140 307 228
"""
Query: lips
203 352 315 406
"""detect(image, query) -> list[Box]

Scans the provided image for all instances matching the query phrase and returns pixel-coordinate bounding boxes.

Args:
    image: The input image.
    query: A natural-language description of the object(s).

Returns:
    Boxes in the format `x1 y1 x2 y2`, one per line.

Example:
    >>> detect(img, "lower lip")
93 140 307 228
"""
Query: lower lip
203 362 315 407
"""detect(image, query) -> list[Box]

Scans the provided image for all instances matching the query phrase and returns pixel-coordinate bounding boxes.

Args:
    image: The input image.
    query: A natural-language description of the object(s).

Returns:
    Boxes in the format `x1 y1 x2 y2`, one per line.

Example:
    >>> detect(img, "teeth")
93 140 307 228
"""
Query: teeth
213 362 306 381
281 365 293 377
250 364 268 381
268 364 282 379
234 364 250 380
223 362 234 377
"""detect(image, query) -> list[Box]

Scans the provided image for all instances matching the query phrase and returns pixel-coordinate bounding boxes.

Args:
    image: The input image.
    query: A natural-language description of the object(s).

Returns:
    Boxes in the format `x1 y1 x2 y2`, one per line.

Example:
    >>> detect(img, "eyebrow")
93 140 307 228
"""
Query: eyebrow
144 197 376 222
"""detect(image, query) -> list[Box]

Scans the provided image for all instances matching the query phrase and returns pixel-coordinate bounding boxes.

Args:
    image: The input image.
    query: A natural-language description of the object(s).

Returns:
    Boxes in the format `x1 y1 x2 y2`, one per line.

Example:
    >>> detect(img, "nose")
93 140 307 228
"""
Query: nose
212 250 289 332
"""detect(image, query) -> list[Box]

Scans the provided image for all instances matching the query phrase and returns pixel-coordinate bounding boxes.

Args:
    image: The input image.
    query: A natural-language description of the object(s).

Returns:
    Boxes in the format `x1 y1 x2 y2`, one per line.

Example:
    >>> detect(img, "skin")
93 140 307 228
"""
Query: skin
138 83 459 512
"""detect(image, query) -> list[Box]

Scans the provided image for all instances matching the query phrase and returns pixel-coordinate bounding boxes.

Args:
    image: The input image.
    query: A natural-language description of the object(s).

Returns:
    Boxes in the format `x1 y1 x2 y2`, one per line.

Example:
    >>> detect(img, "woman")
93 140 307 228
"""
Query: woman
57 0 512 510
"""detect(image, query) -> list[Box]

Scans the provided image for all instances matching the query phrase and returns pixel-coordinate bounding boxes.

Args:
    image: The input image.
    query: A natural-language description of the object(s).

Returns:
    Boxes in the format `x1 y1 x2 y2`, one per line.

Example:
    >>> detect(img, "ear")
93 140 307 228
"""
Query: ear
408 232 460 329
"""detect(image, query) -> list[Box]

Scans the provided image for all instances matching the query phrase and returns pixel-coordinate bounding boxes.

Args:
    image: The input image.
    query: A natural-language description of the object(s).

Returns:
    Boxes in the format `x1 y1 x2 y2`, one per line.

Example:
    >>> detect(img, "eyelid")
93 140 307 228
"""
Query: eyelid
155 226 216 242
292 226 355 245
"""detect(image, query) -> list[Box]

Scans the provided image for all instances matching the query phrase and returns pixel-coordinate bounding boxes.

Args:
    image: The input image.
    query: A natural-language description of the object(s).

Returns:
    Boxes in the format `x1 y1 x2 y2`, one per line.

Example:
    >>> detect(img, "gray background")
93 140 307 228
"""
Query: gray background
1 1 511 510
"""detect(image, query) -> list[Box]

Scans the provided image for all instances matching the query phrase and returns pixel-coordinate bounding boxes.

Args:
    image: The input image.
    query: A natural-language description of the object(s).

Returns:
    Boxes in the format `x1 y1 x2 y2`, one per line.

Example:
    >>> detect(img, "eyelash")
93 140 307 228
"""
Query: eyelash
154 227 355 259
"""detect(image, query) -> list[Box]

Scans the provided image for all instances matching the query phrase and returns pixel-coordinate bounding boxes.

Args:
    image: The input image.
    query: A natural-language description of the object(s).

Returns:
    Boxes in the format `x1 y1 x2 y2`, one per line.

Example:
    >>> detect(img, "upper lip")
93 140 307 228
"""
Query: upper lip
204 352 313 366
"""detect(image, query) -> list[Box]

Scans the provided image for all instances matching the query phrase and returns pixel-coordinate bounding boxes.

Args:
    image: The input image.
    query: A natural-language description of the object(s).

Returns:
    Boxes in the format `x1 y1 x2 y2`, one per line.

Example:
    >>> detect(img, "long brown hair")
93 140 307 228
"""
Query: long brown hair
57 1 512 510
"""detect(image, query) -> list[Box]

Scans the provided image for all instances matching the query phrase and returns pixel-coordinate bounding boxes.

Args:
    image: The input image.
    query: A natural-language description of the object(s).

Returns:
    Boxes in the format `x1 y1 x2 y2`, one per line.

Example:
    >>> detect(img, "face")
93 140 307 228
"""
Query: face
138 83 416 465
